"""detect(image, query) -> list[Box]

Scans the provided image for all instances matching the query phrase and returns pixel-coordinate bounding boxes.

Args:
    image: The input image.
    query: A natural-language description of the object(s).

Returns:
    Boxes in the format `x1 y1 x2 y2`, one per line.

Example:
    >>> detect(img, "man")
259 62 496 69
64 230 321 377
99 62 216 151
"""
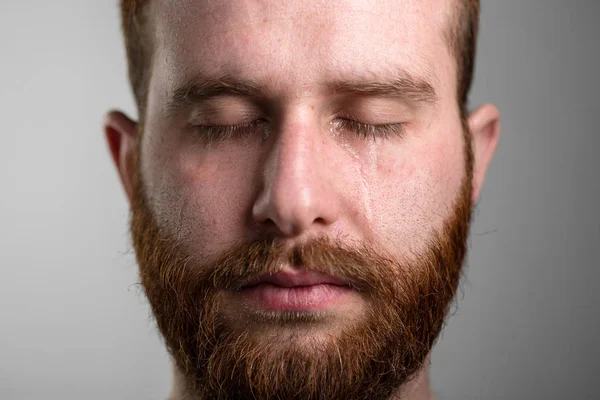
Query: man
104 0 500 398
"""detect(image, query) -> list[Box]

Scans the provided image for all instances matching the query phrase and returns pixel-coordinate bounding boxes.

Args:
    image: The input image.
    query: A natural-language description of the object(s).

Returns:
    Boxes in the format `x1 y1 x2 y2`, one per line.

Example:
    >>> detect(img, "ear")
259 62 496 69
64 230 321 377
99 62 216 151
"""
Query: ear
104 110 138 204
468 104 501 203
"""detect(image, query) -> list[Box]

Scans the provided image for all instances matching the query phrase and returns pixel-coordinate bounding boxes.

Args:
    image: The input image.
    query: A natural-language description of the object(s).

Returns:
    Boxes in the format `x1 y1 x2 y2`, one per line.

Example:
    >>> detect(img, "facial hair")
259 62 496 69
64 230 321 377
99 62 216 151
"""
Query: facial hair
130 137 473 400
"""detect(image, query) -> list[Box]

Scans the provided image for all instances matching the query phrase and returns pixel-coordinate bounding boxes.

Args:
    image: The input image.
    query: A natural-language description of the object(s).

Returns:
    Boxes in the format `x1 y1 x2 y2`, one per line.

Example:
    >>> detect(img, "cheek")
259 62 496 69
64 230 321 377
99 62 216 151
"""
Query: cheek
142 134 258 256
368 128 464 252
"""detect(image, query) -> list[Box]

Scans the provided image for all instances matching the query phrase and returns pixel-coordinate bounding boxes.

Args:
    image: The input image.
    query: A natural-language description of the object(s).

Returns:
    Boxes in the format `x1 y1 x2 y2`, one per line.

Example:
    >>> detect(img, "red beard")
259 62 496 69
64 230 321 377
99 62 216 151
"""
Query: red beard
130 142 473 400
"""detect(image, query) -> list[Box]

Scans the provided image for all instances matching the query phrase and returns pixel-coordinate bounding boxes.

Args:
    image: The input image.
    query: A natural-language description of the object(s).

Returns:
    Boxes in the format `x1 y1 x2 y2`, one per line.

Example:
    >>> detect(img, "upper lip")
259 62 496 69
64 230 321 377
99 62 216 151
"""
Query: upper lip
242 268 350 288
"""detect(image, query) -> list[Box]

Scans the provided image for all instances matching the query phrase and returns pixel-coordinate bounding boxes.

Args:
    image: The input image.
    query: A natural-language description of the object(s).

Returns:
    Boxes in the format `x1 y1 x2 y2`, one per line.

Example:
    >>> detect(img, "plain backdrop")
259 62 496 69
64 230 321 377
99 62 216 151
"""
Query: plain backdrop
1 1 599 399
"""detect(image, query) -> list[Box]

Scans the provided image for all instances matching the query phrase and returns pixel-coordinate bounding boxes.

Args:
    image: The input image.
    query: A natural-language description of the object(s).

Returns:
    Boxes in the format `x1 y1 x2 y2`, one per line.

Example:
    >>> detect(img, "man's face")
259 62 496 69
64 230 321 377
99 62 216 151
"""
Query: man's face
107 0 499 398
142 0 465 253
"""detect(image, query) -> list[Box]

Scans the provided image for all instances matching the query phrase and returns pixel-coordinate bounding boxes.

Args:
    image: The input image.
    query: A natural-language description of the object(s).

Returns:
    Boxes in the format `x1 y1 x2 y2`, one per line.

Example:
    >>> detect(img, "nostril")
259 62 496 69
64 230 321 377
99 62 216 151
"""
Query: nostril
314 217 326 225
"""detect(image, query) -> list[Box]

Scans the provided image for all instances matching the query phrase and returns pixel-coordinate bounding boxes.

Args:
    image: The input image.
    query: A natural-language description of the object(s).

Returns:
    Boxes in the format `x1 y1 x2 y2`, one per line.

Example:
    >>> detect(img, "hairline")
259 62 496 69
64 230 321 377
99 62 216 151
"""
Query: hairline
124 0 475 122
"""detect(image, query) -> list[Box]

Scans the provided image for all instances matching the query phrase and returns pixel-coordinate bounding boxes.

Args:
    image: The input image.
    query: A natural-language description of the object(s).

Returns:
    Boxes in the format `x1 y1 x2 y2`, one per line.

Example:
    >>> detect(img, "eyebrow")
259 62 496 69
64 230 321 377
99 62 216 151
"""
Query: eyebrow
166 76 263 114
166 70 438 114
327 73 438 105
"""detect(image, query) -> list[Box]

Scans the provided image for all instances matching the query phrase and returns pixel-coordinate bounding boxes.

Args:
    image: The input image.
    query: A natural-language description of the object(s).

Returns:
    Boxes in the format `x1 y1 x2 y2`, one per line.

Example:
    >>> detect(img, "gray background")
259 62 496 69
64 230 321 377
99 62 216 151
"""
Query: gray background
1 1 598 399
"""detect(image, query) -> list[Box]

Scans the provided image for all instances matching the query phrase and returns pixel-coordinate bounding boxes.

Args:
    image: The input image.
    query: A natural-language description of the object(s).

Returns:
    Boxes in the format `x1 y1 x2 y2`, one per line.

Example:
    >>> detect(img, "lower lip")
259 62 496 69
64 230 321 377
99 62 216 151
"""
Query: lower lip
240 283 353 312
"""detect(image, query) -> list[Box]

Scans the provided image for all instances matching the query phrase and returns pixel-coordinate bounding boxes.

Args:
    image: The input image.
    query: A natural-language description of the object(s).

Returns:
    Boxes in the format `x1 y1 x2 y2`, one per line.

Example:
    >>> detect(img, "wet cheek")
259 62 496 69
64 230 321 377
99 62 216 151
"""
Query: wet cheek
370 159 433 248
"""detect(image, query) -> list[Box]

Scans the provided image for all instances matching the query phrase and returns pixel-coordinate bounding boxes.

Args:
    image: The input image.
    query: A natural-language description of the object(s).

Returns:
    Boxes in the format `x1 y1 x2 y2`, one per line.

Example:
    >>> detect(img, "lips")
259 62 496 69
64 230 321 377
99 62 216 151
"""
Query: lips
242 269 350 289
239 268 353 312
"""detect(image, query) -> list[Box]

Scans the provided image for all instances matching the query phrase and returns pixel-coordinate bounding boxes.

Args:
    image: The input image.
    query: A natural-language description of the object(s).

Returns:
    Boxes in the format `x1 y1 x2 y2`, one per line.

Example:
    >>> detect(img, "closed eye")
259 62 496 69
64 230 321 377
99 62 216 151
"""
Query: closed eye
191 118 406 144
333 118 406 141
191 119 266 144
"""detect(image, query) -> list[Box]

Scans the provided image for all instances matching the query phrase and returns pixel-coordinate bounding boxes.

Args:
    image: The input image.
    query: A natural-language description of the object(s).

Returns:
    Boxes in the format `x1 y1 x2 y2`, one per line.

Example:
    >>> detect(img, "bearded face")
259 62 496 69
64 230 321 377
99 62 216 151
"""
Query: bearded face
130 137 472 399
108 0 500 399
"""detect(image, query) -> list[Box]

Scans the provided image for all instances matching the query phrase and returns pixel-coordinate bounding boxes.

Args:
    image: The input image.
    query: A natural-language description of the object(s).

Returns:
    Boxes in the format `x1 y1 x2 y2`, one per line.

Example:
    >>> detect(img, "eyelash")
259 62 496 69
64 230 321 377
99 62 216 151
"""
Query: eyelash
333 119 406 141
192 119 405 143
192 120 264 144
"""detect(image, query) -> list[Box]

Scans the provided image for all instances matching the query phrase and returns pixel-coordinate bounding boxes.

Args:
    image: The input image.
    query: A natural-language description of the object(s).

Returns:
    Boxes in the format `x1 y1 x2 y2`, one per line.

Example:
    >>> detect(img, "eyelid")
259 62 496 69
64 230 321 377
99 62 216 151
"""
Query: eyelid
333 118 406 140
188 100 263 126
189 115 406 145
190 119 267 145
332 108 407 140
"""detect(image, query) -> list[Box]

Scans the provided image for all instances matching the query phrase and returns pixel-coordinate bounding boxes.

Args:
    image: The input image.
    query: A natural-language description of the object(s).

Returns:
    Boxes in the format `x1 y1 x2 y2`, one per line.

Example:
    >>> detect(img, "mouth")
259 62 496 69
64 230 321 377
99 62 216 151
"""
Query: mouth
238 268 354 312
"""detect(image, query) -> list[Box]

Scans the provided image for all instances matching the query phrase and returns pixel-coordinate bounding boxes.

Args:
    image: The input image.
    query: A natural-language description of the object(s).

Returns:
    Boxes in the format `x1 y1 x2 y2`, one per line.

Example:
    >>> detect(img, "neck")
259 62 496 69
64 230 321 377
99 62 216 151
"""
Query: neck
168 356 436 400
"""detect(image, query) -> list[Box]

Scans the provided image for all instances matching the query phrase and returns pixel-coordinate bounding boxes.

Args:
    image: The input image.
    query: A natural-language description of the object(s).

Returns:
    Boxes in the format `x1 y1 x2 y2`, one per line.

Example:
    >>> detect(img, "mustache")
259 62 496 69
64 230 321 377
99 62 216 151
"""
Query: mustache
166 235 401 297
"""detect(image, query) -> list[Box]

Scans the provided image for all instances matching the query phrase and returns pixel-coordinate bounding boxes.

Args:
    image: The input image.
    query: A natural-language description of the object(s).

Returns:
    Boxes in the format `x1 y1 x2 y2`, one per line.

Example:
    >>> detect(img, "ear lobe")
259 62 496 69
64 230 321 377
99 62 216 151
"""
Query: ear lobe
468 104 501 203
104 110 138 204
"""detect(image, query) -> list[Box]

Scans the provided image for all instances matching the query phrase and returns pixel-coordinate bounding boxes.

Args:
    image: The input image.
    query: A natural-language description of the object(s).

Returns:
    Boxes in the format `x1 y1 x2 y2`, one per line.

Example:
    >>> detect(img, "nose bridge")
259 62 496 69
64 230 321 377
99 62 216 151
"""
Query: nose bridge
252 120 338 236
273 121 315 200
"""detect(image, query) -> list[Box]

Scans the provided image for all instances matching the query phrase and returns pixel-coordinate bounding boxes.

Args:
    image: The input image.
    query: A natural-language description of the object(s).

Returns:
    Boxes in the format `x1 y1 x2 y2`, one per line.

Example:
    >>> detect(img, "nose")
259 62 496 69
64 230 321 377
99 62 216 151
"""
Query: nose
252 121 340 237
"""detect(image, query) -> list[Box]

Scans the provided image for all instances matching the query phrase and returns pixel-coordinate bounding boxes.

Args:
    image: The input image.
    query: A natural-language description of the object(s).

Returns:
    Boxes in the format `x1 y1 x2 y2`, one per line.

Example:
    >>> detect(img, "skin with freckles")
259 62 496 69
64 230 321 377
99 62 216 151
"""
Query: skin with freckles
105 0 500 399
145 0 460 253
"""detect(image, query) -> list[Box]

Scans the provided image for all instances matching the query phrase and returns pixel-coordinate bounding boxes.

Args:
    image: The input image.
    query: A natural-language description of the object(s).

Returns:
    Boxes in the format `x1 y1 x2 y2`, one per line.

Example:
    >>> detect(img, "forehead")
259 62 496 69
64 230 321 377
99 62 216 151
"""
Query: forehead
150 0 456 97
